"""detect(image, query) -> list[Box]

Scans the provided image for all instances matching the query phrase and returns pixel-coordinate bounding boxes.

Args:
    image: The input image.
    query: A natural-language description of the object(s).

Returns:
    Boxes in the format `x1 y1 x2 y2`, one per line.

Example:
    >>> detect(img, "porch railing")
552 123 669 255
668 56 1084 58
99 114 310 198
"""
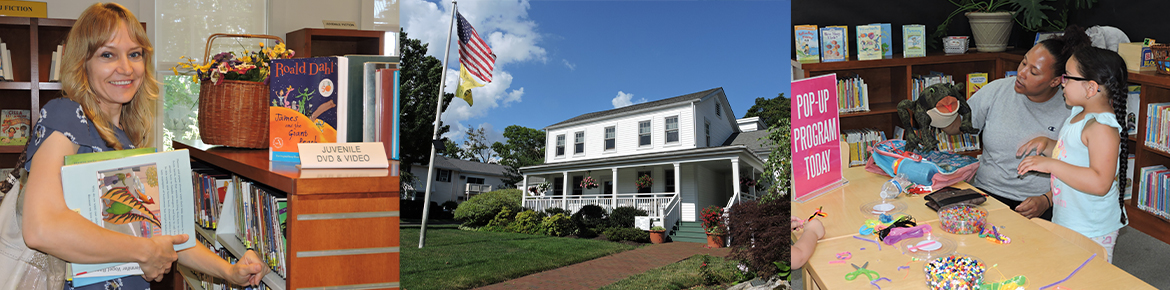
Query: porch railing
662 194 681 233
522 192 677 218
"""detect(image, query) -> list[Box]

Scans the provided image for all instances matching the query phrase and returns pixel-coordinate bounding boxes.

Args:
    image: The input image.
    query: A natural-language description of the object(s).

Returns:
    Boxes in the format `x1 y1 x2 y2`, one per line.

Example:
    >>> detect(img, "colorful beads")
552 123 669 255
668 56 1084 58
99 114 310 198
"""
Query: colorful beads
938 204 987 234
979 224 1011 244
924 255 985 290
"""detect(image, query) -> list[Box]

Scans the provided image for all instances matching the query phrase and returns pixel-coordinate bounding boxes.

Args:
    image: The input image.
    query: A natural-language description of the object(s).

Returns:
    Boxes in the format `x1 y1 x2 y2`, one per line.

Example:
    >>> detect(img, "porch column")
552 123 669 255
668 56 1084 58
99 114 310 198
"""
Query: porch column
562 171 570 209
731 157 741 203
612 167 619 209
521 175 529 208
673 162 680 218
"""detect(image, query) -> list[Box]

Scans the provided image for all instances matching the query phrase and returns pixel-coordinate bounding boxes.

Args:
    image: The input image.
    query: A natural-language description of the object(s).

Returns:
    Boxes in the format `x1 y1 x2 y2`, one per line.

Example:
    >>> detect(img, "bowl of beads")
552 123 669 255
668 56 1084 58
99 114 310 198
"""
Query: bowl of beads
937 203 987 234
923 254 986 290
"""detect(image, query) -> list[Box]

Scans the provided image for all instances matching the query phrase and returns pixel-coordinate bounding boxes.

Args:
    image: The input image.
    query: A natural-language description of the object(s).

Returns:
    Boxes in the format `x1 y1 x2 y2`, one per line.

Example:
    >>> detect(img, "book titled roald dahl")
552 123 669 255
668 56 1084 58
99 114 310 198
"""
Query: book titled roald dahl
269 57 349 163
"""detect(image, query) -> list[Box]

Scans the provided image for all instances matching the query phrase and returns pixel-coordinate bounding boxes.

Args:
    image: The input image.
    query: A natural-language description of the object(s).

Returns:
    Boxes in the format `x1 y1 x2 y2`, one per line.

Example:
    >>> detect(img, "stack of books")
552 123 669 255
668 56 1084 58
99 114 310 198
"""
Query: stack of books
842 128 886 167
1137 165 1170 220
1146 102 1170 154
837 75 869 113
192 163 233 230
48 45 63 82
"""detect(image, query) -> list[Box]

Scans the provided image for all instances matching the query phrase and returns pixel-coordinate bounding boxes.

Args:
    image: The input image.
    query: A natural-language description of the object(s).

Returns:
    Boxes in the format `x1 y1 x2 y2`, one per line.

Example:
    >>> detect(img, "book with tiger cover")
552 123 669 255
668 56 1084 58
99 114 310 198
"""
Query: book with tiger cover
60 148 196 286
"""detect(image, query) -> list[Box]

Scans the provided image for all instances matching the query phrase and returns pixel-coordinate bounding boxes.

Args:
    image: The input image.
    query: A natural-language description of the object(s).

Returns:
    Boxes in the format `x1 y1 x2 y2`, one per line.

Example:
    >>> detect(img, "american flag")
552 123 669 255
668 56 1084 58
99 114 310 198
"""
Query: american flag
457 12 495 84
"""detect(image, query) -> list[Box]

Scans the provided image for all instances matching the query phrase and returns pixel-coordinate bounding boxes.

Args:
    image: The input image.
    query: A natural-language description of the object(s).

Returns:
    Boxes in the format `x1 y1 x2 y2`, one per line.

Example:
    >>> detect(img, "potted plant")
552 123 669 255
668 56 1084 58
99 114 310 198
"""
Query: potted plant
933 0 1098 52
648 226 667 244
701 205 726 248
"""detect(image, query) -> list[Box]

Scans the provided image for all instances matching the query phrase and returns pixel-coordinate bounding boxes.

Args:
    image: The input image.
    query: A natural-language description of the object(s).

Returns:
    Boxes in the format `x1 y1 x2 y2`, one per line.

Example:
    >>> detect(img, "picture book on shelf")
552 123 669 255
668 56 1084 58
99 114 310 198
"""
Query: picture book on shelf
820 26 847 62
0 109 30 145
794 25 820 63
61 148 196 287
966 73 988 99
269 56 350 163
856 24 882 61
376 68 401 160
903 24 926 57
1128 85 1140 135
343 55 398 143
869 23 892 58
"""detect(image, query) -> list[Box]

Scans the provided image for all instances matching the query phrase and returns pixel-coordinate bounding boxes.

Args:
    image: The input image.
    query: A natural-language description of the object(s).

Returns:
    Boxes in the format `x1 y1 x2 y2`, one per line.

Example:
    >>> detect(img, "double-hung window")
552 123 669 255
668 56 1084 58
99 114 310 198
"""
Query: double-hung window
574 131 585 154
556 134 565 156
604 126 616 150
665 116 679 143
638 121 651 146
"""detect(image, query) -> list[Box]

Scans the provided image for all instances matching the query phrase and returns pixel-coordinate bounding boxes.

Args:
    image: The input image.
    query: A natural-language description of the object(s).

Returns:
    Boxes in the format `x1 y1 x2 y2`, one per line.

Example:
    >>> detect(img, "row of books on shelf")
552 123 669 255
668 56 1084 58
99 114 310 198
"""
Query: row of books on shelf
837 75 869 113
0 39 13 81
193 233 270 290
932 130 982 153
48 44 63 82
232 174 289 279
794 23 926 63
1136 165 1170 220
843 129 885 167
1146 102 1170 153
911 72 954 101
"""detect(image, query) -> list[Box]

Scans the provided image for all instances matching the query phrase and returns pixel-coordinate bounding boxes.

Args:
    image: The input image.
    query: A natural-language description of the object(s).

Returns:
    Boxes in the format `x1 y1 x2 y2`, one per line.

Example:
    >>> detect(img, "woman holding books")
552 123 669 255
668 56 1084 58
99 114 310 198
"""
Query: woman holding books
0 3 267 289
944 26 1092 221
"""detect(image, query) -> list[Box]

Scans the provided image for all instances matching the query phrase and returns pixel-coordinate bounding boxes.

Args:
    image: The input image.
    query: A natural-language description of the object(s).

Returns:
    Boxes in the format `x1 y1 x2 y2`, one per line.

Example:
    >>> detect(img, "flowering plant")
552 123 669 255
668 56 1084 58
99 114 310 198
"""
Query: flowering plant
172 41 294 85
636 175 653 190
580 176 599 190
700 205 725 235
528 182 551 195
739 175 757 188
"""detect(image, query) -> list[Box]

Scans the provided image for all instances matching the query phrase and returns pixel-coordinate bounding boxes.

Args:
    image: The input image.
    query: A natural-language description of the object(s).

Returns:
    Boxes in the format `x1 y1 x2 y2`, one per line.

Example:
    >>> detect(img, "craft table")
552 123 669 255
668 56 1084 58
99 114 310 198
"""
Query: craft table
795 167 1154 290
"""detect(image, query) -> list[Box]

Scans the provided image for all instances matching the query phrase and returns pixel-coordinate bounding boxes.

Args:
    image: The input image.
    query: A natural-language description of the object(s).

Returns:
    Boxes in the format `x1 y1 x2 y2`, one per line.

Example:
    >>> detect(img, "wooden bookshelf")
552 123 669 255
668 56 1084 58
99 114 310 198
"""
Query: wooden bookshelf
285 28 385 58
175 141 400 290
1128 70 1170 245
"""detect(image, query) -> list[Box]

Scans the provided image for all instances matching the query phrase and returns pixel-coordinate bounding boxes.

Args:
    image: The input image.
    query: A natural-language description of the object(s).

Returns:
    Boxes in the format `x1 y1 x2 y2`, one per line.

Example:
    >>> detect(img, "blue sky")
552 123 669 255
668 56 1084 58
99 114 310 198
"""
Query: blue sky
403 0 791 145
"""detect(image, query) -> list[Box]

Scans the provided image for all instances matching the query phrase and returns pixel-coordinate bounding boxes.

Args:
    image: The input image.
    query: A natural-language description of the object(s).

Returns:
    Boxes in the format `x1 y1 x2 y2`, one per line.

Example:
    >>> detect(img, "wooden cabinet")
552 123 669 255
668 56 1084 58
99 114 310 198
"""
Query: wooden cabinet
175 141 401 290
286 28 385 58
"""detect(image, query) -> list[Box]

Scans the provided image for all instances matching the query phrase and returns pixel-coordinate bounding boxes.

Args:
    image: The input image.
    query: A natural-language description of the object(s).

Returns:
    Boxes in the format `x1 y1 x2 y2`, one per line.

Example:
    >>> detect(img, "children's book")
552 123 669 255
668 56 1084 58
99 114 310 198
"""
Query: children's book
343 55 398 143
869 23 892 58
856 24 882 61
903 24 926 57
966 73 988 99
61 148 196 287
1128 85 1141 135
1126 154 1135 200
376 68 401 160
269 56 349 163
1005 71 1018 78
794 25 820 63
820 26 847 62
0 109 30 145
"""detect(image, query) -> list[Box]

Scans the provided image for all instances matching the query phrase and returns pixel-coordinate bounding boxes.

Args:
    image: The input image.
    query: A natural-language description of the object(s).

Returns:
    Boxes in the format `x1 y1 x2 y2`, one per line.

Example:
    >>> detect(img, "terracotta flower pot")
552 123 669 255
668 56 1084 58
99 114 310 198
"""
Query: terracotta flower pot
649 230 666 244
706 233 725 248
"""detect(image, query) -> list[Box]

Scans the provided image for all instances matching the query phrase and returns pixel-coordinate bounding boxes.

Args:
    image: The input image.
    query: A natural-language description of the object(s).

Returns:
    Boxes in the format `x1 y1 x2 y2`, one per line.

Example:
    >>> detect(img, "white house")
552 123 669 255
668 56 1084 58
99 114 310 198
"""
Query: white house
519 88 771 241
406 155 512 203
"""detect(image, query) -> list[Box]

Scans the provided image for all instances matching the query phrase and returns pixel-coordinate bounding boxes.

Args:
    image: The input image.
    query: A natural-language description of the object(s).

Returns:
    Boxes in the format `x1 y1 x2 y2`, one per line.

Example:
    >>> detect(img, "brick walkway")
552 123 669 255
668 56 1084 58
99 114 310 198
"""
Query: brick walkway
476 242 732 290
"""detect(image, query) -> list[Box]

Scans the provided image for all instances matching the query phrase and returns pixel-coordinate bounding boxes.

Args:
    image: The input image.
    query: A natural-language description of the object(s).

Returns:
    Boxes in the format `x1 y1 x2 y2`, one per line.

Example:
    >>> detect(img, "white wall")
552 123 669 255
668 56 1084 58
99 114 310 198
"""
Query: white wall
694 96 736 148
48 0 154 48
546 103 696 163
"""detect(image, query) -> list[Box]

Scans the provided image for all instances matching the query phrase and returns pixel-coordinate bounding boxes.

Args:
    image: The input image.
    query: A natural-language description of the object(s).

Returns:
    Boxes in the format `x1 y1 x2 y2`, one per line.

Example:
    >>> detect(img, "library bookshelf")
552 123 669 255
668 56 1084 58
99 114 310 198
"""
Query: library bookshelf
1124 71 1170 245
285 28 385 58
175 141 400 290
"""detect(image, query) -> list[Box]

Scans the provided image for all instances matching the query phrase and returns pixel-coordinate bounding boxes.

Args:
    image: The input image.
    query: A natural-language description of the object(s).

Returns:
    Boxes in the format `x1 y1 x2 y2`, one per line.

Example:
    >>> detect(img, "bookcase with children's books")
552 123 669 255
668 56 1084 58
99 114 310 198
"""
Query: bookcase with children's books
1123 71 1170 246
173 141 401 290
797 51 1025 164
0 16 136 169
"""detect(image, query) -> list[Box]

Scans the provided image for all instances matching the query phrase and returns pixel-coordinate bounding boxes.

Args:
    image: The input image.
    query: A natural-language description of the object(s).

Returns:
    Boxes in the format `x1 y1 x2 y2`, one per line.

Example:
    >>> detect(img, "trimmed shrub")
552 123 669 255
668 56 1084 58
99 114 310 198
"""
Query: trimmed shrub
544 207 570 217
541 213 575 237
571 204 609 231
576 226 599 239
453 189 522 227
604 227 649 243
482 208 516 232
608 206 647 228
507 210 544 235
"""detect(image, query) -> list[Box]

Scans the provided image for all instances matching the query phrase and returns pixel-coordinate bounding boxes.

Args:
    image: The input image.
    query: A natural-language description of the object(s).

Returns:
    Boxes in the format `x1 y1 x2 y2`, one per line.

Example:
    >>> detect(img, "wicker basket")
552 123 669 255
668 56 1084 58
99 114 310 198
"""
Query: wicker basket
196 33 283 148
1152 44 1170 75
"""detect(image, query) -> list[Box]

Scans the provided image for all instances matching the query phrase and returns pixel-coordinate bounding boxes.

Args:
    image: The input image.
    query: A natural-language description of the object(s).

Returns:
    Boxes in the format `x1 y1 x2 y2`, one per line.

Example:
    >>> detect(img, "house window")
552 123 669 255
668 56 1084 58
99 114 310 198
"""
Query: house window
604 126 615 150
638 121 651 146
715 103 722 118
604 181 613 195
665 169 675 193
556 134 565 156
637 171 652 194
574 131 585 154
665 116 679 143
704 121 711 146
436 169 451 182
553 177 564 195
467 177 485 184
573 176 583 195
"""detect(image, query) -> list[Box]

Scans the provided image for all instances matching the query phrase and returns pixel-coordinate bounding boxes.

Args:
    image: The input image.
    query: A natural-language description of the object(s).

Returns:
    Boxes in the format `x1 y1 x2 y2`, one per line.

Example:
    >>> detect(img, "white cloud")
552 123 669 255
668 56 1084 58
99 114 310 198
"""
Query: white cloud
562 59 576 71
611 91 646 108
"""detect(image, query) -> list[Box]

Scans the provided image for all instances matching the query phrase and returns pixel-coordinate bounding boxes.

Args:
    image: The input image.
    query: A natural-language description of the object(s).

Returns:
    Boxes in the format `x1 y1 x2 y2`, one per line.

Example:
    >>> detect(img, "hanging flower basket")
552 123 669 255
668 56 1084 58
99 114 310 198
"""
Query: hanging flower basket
636 175 653 189
581 176 599 190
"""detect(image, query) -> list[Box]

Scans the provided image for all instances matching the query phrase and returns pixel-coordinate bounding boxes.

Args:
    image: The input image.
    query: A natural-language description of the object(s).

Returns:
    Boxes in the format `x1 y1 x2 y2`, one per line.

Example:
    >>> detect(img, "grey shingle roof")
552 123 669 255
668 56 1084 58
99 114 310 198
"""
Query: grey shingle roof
722 129 772 153
546 87 723 129
433 155 510 177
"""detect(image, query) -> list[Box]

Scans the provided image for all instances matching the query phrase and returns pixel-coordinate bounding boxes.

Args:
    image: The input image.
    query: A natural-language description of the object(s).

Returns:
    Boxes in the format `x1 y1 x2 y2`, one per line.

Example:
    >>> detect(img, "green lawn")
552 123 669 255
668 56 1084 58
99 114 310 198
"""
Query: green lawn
600 254 747 290
401 224 639 290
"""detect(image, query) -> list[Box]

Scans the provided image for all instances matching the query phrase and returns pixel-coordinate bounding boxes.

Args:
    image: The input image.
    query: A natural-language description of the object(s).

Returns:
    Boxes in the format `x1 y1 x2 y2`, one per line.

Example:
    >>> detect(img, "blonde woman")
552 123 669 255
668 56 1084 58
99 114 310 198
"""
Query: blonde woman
0 3 267 289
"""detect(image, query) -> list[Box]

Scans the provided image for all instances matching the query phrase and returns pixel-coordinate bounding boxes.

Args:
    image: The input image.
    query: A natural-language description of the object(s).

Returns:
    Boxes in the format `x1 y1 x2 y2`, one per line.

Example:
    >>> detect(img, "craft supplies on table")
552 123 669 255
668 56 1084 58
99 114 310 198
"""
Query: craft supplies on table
924 254 985 290
938 203 987 234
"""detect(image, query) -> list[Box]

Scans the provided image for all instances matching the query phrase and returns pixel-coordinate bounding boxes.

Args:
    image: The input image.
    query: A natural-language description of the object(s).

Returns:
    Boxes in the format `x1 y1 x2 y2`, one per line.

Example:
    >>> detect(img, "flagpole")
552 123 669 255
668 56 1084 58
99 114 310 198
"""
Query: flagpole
419 0 457 249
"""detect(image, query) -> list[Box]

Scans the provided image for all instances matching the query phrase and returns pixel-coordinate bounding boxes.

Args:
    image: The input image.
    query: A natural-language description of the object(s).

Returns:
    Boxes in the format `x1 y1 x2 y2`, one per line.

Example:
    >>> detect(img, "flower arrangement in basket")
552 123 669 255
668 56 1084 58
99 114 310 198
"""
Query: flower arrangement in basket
700 205 725 235
636 175 653 190
739 175 757 189
581 176 599 190
170 34 295 149
529 182 552 195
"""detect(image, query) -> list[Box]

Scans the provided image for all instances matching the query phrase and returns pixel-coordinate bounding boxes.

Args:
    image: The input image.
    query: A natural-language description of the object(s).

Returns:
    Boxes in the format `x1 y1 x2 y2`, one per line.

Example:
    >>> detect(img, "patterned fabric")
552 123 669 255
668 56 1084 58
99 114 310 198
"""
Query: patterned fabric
1050 106 1126 239
66 276 151 290
1089 229 1119 264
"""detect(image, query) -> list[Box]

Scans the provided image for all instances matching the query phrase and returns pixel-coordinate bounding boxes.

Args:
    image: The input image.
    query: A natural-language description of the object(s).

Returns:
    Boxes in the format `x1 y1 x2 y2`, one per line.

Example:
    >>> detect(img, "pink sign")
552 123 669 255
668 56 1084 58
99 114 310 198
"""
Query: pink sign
791 74 844 202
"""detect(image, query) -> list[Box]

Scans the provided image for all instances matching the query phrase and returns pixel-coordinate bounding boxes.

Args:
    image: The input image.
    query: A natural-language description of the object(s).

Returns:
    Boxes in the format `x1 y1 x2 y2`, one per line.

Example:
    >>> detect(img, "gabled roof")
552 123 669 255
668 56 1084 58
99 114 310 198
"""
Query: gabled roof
545 87 723 129
433 155 510 177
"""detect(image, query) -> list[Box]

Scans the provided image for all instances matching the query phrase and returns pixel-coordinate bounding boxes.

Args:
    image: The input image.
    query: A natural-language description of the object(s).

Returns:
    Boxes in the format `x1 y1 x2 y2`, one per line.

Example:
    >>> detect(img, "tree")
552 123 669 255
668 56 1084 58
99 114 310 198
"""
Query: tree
439 139 463 159
461 127 496 163
491 125 546 187
761 98 792 203
400 28 456 170
742 93 790 126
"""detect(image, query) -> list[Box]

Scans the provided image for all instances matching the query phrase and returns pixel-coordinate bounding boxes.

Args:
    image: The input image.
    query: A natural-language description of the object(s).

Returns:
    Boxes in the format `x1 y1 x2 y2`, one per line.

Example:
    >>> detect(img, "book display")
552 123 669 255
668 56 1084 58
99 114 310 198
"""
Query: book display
268 57 349 163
